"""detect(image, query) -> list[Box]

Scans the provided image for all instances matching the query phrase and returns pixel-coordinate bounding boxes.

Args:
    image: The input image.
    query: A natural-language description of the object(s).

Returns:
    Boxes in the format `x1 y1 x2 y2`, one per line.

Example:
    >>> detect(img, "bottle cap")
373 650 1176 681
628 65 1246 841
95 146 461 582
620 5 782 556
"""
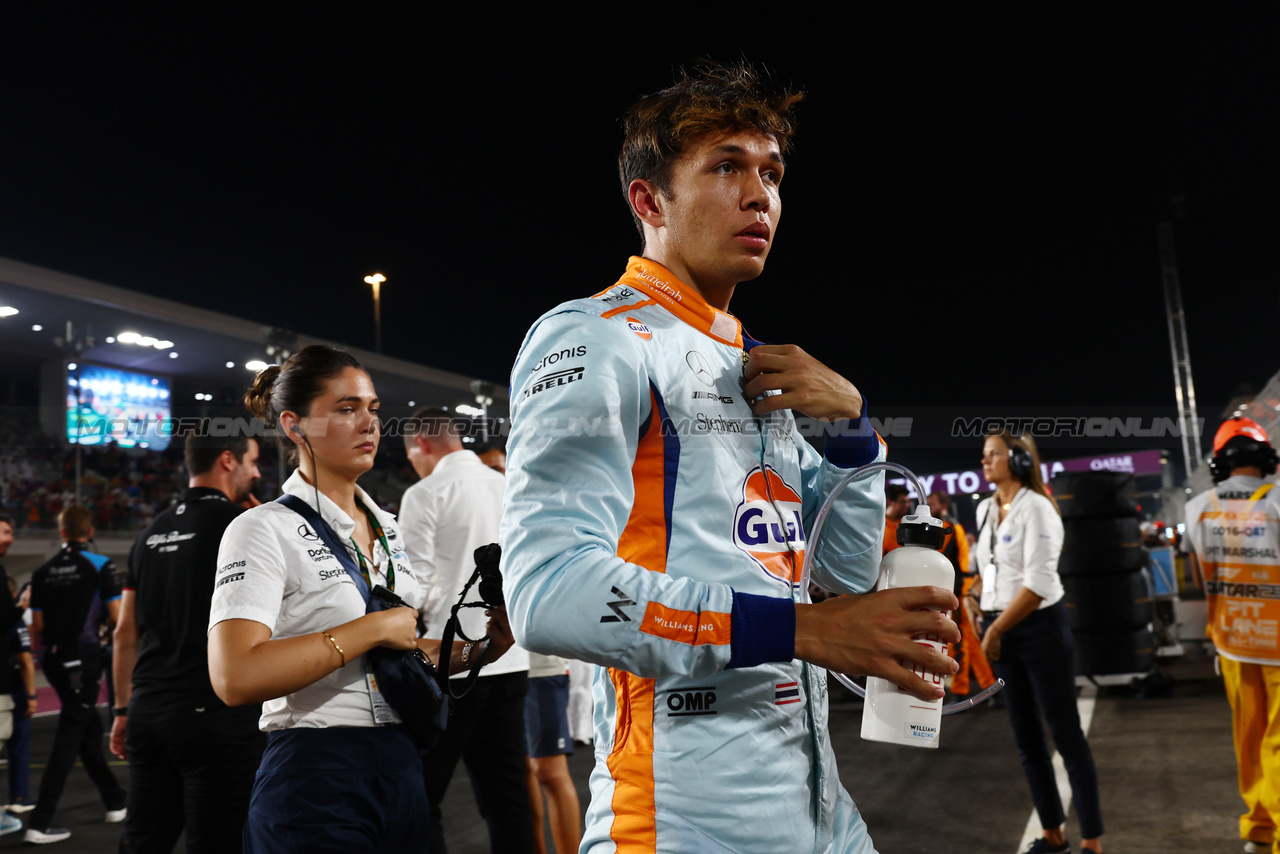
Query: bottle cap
896 513 947 549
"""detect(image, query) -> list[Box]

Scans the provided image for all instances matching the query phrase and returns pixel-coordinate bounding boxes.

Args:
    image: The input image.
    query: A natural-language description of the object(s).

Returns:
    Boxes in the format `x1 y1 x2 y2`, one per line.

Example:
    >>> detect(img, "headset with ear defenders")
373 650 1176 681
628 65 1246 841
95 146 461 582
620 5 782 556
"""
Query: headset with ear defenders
1007 438 1034 480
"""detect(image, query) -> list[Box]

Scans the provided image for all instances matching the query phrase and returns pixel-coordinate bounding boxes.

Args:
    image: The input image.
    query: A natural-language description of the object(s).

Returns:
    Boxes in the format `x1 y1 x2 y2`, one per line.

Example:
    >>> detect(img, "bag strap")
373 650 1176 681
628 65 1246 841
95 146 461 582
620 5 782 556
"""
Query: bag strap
276 494 371 606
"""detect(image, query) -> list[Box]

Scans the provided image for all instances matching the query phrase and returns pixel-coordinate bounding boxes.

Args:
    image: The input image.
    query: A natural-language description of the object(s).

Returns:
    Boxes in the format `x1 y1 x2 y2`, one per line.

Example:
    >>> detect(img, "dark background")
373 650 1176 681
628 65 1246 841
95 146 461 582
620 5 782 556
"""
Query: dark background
1 5 1276 471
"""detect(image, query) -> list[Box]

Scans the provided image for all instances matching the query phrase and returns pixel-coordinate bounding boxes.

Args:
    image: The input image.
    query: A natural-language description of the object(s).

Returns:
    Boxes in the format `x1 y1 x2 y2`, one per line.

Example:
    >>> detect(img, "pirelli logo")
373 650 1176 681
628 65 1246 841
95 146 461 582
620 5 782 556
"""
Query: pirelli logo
521 367 584 401
216 572 245 588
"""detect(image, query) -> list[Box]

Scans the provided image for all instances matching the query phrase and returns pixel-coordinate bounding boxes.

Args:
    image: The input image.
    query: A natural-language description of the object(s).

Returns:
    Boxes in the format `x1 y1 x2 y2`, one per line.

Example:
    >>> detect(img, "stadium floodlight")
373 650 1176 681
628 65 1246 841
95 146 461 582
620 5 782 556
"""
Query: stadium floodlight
225 361 235 368
408 400 416 407
168 352 179 359
138 336 157 347
117 331 141 344
105 335 114 343
0 306 18 318
68 362 77 371
455 404 484 417
155 340 174 350
245 360 269 372
364 273 386 353
32 324 43 332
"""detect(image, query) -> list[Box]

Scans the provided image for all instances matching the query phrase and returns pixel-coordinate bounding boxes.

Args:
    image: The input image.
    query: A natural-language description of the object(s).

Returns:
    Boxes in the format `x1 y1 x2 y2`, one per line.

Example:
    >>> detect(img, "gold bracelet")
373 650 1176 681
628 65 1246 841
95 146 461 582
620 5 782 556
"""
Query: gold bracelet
322 630 346 669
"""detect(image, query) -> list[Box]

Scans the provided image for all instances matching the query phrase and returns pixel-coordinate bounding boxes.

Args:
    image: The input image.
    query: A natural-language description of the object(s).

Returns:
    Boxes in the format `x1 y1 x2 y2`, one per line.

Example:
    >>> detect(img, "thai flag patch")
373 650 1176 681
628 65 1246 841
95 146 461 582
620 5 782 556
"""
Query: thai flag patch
775 682 801 705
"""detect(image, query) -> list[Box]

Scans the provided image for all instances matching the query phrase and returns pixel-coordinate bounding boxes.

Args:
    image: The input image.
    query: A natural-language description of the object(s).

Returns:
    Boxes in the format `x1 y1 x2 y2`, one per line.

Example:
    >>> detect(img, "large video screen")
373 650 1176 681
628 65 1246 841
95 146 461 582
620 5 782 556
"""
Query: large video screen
67 364 171 450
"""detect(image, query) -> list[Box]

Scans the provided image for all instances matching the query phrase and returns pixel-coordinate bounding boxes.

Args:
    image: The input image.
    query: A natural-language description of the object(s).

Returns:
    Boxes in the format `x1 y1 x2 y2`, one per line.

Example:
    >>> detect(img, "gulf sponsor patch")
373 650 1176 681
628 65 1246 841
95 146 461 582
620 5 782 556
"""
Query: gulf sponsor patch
626 317 652 340
733 466 806 585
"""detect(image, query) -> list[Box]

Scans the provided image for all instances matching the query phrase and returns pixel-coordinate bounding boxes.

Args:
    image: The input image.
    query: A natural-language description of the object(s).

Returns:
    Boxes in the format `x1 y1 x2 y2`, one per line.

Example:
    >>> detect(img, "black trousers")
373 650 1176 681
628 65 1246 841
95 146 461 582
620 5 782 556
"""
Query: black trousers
423 670 534 854
991 602 1105 839
31 645 126 830
119 700 266 854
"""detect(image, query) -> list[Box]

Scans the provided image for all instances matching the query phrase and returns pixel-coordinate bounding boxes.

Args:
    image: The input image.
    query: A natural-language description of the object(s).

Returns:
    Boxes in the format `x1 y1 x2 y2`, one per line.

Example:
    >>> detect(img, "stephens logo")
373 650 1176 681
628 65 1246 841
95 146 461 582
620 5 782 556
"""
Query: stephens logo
626 318 652 340
733 466 806 586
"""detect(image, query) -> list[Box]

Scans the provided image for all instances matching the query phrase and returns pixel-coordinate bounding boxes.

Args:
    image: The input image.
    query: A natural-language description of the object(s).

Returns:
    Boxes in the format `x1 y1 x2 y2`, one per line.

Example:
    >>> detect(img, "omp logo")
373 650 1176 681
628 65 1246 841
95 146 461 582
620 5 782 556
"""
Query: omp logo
666 687 717 717
626 318 652 340
733 466 805 585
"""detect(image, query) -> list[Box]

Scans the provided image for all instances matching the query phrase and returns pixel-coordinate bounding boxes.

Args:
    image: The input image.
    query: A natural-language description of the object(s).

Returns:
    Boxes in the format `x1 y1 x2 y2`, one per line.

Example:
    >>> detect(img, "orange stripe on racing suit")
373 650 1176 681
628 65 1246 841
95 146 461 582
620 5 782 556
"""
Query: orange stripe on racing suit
601 298 658 319
609 387 665 852
616 388 669 576
607 669 658 853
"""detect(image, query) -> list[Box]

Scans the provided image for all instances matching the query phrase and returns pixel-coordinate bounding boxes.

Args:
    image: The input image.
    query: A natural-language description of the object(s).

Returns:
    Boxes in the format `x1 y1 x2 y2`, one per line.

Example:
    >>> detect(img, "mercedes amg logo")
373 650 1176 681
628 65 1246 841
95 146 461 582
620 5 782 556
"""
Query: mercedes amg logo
685 350 715 387
298 525 320 542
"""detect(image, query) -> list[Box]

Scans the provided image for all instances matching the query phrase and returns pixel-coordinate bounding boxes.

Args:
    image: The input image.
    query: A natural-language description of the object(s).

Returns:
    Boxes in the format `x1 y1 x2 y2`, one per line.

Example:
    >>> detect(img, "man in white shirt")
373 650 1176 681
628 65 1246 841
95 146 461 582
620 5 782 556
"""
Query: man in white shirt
400 408 533 854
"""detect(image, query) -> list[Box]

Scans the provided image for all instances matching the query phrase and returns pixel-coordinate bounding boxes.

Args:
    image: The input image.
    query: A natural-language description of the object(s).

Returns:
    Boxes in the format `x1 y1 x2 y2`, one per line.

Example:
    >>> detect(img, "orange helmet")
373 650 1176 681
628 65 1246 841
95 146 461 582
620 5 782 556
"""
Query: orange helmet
1213 416 1269 452
1209 417 1277 482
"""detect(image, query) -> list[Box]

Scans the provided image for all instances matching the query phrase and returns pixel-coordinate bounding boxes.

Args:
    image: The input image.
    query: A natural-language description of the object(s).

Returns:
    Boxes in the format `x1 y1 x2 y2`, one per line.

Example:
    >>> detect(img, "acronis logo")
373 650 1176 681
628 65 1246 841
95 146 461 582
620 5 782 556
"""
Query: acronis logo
733 466 806 586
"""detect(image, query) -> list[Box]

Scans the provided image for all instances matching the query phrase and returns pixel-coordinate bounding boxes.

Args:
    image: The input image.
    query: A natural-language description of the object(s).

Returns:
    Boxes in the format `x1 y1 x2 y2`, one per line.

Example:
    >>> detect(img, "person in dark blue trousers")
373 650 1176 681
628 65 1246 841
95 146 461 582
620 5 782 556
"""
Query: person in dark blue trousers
972 432 1104 854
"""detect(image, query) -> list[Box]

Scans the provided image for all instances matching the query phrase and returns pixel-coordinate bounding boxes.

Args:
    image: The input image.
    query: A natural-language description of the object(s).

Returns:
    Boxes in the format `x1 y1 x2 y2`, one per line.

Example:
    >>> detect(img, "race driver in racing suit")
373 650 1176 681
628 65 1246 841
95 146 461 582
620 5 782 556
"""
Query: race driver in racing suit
499 61 960 854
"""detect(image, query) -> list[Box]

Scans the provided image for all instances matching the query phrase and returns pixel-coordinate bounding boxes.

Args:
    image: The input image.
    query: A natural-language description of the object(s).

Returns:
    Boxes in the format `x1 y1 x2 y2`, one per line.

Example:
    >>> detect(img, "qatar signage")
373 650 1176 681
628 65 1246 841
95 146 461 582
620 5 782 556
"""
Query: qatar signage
893 450 1165 498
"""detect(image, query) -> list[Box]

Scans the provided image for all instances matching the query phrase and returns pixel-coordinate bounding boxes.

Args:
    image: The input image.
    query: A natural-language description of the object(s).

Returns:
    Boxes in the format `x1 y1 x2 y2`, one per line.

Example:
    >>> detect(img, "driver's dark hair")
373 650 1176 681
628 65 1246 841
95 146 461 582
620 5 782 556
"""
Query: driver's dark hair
619 59 804 241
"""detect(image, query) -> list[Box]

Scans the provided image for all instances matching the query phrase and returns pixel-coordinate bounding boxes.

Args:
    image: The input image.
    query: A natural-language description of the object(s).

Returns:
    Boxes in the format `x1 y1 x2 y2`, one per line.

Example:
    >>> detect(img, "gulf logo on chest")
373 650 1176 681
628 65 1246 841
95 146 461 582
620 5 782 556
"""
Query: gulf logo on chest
733 466 806 586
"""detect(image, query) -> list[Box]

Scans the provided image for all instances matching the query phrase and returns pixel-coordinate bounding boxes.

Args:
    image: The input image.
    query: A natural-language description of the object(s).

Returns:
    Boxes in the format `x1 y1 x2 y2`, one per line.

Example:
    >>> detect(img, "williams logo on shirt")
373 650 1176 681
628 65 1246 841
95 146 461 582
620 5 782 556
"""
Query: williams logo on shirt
732 466 806 586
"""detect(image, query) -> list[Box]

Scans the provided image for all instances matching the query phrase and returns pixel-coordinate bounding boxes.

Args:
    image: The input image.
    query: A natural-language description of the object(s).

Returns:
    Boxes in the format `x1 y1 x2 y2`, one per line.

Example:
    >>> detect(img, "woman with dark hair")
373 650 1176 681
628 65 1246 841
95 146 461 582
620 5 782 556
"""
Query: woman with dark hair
970 431 1104 854
207 344 513 852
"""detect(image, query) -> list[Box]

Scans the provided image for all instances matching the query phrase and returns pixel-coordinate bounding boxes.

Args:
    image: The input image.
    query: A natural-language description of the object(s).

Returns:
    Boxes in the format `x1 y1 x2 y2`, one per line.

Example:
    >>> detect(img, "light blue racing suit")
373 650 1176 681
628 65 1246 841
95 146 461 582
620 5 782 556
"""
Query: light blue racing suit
500 257 887 854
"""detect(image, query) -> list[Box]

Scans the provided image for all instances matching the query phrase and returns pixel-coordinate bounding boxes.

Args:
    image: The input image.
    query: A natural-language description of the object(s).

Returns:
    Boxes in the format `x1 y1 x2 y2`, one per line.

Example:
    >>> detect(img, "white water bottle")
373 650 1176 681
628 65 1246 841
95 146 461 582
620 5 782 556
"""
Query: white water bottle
860 511 954 748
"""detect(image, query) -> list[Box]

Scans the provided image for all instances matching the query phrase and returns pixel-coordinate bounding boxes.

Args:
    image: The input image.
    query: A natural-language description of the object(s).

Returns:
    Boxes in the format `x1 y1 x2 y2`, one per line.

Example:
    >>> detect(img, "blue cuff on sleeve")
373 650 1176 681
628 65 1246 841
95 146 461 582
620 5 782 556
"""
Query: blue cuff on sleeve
822 397 879 469
727 591 796 669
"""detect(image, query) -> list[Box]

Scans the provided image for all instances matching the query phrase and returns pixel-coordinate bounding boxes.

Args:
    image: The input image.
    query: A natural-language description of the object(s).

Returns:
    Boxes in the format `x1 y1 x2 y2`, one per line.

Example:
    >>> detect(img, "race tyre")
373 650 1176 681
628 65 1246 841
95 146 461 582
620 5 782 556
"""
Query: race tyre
1073 626 1156 676
1051 472 1141 519
1062 570 1153 632
1059 517 1148 576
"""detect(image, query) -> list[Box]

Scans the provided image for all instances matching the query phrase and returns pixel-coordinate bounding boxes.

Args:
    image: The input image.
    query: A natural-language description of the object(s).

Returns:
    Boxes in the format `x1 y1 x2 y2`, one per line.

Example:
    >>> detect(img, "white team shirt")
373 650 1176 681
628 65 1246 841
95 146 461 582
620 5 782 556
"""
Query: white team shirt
209 470 426 730
398 449 528 678
975 488 1065 612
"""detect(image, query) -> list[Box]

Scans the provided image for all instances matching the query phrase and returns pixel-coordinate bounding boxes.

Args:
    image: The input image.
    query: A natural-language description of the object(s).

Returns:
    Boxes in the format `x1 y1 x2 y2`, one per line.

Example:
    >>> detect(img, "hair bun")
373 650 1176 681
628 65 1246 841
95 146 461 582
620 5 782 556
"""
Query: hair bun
244 364 283 423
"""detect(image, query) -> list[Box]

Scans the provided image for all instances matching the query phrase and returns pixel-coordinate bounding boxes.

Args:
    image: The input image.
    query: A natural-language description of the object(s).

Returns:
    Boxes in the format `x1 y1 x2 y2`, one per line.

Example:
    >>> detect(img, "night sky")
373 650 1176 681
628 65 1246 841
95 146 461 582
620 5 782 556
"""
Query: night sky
2 6 1277 471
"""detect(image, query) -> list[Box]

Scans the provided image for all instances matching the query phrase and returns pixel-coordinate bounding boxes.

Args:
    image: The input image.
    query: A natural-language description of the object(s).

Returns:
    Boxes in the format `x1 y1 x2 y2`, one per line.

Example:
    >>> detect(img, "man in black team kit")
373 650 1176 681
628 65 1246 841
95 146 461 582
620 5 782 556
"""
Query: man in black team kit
111 429 265 854
26 505 128 845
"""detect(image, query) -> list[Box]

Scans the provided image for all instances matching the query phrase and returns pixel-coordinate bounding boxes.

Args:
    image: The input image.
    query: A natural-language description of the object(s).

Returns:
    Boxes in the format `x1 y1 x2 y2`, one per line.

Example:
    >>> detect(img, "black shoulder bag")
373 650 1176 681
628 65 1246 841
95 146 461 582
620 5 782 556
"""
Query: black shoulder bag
276 495 448 750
